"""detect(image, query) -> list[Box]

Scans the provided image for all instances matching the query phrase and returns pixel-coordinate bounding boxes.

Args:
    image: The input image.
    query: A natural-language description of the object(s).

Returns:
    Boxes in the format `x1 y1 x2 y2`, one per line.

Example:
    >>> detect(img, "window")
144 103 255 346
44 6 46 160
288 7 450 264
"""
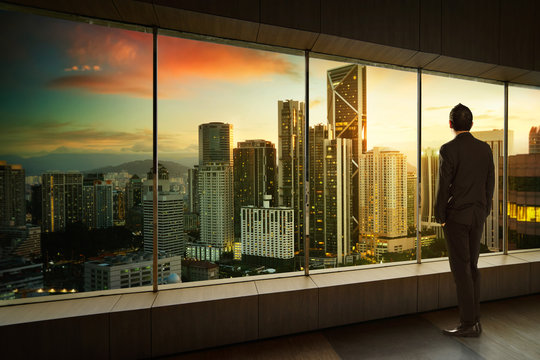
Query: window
421 73 504 257
508 85 540 250
309 57 417 267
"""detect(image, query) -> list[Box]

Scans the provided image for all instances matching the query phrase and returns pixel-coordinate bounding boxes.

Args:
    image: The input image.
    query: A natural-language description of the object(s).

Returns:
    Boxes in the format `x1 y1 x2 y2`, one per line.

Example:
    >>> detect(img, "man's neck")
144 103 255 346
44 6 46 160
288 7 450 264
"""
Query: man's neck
454 130 469 136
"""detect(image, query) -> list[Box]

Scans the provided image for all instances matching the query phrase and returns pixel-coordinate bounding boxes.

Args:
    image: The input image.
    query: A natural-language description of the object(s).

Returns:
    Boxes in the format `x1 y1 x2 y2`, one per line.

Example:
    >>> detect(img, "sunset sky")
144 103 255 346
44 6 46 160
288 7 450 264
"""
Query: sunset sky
0 9 538 170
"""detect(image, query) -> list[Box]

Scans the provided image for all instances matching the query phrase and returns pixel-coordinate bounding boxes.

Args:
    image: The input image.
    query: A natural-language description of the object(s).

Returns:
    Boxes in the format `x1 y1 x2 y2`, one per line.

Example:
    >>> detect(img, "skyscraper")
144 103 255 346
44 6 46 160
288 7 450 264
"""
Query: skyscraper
82 184 95 229
125 174 142 210
309 124 329 253
278 99 305 252
198 122 234 256
41 171 83 232
324 138 353 264
407 171 417 230
143 165 185 256
187 166 199 214
0 161 25 227
113 189 126 223
530 126 540 154
420 147 439 229
94 180 113 229
233 139 277 238
199 162 234 252
359 148 407 238
327 64 367 244
199 122 233 166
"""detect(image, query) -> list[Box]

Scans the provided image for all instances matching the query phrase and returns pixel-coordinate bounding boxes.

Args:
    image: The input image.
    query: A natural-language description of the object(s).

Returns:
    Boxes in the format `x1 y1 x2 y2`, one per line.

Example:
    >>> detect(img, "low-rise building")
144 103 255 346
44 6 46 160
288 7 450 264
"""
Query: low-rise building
84 252 181 291
181 259 219 282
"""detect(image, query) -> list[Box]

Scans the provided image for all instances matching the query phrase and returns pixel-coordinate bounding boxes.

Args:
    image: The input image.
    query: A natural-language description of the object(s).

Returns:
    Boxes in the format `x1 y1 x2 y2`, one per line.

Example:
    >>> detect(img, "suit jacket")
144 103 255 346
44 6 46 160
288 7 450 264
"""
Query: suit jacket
434 132 495 226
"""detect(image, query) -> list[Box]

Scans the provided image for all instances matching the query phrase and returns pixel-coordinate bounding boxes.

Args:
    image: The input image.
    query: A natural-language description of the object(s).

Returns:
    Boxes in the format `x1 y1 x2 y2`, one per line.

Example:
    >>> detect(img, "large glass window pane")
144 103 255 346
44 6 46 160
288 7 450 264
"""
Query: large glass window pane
508 86 540 250
308 57 417 268
421 74 504 259
0 10 152 300
157 33 304 283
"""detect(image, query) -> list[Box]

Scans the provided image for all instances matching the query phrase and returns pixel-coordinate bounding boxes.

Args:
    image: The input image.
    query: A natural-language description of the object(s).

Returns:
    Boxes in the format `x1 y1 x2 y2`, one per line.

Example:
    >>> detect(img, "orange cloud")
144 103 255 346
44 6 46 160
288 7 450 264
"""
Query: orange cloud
49 24 299 98
64 64 102 72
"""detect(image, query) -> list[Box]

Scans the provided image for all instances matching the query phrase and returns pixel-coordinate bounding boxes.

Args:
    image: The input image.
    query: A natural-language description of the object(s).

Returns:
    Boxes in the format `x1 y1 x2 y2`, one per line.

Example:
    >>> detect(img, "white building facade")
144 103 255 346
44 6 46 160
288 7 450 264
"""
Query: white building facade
241 198 294 260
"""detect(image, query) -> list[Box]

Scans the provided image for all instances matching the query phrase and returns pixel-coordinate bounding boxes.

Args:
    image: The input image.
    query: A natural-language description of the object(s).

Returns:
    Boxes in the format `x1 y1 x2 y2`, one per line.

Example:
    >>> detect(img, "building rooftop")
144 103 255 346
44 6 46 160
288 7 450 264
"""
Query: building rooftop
182 259 218 269
85 251 173 267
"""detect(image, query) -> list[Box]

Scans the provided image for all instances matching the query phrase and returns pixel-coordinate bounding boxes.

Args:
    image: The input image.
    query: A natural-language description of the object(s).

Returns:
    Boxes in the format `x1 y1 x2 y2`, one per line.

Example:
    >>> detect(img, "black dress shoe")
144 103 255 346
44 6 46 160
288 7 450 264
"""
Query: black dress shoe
442 323 481 337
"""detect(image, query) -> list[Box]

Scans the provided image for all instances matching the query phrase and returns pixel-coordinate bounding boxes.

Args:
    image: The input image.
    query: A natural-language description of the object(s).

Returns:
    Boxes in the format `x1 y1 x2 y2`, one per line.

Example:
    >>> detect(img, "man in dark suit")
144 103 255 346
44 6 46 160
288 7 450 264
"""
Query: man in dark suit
435 103 495 337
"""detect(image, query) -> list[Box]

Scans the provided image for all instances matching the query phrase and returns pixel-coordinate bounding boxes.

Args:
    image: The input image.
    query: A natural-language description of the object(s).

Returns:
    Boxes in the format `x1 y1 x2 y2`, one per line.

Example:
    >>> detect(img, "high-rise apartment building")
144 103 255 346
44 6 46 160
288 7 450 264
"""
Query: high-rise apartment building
113 189 125 223
143 166 185 257
323 138 353 264
530 126 540 154
187 166 199 214
233 139 277 238
95 180 113 229
82 185 95 229
41 171 83 232
125 174 142 210
199 122 233 166
407 171 417 230
0 161 25 227
327 64 367 244
199 162 234 252
278 100 305 252
309 124 329 252
420 147 439 229
359 148 407 238
241 196 294 266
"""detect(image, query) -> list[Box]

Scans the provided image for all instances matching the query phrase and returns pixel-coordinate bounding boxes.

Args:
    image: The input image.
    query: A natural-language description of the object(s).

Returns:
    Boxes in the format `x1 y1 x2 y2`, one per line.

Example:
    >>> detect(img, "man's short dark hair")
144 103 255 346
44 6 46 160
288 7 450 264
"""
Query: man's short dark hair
449 103 473 131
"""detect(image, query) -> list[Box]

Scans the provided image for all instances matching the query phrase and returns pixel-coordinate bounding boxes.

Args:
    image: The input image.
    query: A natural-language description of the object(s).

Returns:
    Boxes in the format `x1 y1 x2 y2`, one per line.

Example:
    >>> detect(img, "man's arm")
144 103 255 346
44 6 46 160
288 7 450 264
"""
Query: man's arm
485 146 495 217
435 145 454 224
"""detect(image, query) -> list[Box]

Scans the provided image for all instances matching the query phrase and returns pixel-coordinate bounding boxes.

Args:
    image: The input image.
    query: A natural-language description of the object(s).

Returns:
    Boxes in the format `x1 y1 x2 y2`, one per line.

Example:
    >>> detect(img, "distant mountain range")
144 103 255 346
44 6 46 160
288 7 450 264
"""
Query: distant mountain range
86 160 189 178
3 152 416 178
1 153 194 177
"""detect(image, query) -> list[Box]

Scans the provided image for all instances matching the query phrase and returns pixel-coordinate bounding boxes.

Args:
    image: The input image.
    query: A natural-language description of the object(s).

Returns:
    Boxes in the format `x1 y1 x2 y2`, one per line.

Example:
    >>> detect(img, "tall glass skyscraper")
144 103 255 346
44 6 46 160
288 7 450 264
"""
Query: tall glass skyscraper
198 122 233 166
309 124 329 253
324 138 353 264
327 65 367 244
278 100 305 253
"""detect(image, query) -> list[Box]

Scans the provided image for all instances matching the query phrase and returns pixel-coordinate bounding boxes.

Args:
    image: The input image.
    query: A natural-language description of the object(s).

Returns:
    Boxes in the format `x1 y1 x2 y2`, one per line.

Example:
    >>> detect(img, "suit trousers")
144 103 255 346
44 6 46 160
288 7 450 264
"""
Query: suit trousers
443 214 484 326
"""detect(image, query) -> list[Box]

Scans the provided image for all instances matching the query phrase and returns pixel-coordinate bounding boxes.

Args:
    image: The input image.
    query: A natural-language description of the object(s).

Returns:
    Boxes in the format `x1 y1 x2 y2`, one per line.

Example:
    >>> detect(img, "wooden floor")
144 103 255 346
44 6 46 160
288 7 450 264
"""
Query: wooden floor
164 294 540 360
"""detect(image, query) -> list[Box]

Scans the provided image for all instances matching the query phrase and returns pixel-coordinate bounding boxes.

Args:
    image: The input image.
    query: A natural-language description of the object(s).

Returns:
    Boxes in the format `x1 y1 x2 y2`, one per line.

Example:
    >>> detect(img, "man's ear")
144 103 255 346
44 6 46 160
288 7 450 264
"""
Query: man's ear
449 120 453 129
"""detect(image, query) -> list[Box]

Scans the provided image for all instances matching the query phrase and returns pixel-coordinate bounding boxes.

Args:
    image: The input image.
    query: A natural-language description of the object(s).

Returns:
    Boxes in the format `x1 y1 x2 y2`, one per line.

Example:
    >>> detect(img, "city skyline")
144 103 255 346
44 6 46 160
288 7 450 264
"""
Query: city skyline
1 10 538 170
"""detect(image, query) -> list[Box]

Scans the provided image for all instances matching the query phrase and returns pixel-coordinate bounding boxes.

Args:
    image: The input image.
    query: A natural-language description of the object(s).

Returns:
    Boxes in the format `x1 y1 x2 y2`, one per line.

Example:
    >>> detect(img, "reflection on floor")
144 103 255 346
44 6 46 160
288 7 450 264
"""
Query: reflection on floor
165 294 540 360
